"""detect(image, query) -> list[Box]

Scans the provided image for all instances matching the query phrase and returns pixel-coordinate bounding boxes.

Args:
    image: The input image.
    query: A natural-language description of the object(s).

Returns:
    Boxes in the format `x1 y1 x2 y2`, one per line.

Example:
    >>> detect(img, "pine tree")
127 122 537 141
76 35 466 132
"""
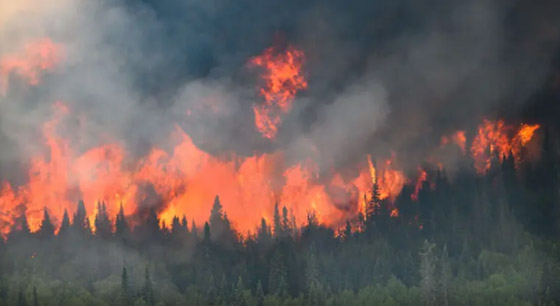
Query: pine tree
203 222 211 242
209 196 235 244
366 159 381 223
170 216 182 243
257 218 271 244
94 201 112 239
119 266 130 306
9 209 31 242
32 286 38 306
439 245 451 306
142 266 155 306
72 200 91 236
205 273 216 303
420 240 437 306
115 203 129 238
535 126 560 236
282 206 290 237
145 208 160 240
191 220 199 242
38 208 55 239
273 202 282 237
343 220 352 240
209 196 224 233
255 280 264 305
217 274 229 304
17 289 27 306
540 259 560 303
305 244 319 290
233 276 247 306
58 209 70 235
268 249 287 296
181 215 189 233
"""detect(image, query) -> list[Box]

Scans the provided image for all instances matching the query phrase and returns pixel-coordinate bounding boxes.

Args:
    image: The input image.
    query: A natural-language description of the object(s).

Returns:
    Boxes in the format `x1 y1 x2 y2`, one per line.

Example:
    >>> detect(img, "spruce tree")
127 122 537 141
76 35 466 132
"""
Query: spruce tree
191 220 199 242
145 207 160 240
420 240 437 306
94 201 112 239
115 203 129 238
170 216 182 243
32 286 38 306
38 208 55 239
72 200 91 236
257 218 271 244
343 220 352 240
268 249 287 296
282 206 290 237
203 222 211 242
120 266 130 306
305 244 319 290
17 289 27 306
273 202 282 237
58 209 70 235
142 266 155 306
439 245 451 306
209 196 224 232
181 215 189 233
255 280 264 305
233 276 247 306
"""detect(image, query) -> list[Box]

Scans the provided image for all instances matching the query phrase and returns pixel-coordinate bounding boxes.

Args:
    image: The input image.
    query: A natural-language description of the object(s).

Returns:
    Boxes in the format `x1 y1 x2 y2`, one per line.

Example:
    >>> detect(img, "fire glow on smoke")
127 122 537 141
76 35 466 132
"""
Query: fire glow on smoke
0 39 541 236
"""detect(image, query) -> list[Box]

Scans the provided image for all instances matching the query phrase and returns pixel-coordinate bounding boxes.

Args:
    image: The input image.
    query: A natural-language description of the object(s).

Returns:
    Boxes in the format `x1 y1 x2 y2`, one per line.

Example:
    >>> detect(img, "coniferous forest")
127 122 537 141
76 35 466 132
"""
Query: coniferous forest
2 0 560 305
2 139 560 306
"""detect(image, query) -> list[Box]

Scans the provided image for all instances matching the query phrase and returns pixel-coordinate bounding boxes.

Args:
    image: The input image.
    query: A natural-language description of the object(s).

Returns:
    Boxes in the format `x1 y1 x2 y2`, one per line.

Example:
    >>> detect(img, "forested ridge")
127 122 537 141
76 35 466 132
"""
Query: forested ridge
1 132 560 306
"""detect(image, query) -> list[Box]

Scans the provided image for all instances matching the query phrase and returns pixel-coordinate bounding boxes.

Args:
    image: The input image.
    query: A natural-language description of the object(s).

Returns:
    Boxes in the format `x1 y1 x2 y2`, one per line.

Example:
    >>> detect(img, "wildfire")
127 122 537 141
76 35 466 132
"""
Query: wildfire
249 45 307 139
515 124 540 146
411 168 428 201
0 107 543 236
470 120 540 173
441 130 466 153
0 38 62 94
0 102 352 236
0 38 544 237
350 155 406 218
376 156 407 202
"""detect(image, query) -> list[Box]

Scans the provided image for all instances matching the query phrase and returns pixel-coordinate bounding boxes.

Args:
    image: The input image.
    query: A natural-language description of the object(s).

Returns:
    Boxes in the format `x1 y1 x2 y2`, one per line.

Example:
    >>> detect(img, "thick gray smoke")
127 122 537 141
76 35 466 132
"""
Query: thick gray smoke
0 0 559 184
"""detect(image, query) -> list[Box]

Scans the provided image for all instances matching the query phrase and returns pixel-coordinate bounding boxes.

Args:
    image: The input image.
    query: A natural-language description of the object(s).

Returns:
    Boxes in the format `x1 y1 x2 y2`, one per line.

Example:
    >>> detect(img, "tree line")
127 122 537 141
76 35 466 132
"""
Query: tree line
1 128 560 306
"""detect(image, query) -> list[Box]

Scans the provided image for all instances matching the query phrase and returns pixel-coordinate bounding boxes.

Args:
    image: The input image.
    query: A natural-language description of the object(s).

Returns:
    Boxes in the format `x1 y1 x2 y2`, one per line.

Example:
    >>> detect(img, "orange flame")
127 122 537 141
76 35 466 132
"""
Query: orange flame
515 124 540 146
377 157 407 202
0 41 543 237
0 102 360 236
470 120 540 173
249 45 307 139
1 38 62 94
357 155 406 203
441 130 466 153
411 168 428 201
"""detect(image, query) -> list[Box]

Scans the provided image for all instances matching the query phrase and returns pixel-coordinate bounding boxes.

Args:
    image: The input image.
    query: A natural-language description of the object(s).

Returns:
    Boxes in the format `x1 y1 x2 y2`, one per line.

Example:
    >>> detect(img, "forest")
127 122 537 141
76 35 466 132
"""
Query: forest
1 0 560 305
1 130 559 306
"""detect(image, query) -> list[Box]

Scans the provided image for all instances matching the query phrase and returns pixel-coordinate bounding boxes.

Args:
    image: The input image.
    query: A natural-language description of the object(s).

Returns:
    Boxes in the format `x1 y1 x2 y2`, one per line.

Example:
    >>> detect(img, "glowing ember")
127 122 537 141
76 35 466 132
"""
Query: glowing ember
249 45 307 139
0 38 62 94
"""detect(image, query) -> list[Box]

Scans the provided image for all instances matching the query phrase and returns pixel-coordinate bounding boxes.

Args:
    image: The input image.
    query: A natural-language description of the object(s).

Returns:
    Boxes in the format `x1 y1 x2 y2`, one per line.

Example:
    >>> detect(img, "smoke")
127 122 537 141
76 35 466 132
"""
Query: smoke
0 0 559 227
